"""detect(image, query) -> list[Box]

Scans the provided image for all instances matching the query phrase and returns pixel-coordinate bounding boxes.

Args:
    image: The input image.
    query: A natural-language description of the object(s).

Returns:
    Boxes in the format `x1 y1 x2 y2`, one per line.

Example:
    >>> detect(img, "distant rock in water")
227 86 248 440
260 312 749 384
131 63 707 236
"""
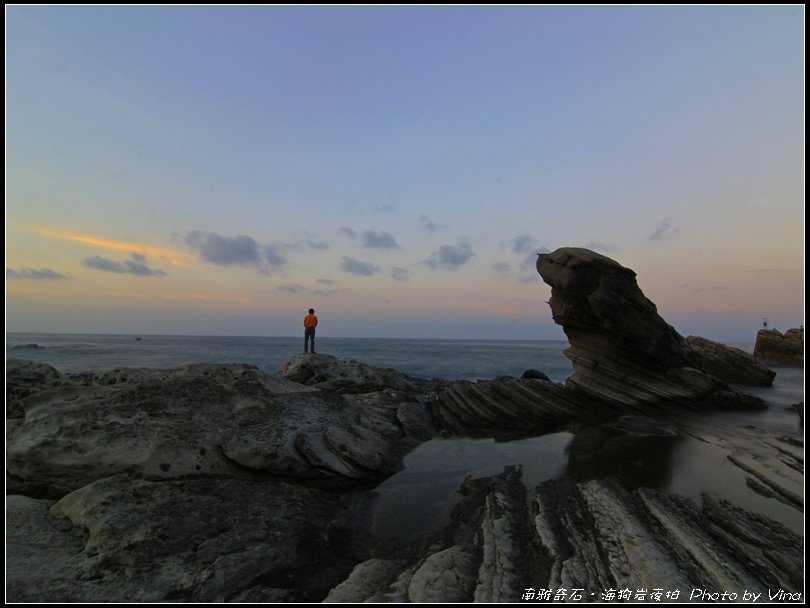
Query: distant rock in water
536 248 767 409
754 328 804 366
686 335 775 386
12 343 43 350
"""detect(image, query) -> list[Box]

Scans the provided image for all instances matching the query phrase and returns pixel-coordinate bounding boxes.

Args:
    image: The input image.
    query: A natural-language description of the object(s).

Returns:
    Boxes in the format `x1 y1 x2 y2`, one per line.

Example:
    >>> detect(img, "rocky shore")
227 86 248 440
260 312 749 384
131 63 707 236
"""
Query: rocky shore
6 248 803 602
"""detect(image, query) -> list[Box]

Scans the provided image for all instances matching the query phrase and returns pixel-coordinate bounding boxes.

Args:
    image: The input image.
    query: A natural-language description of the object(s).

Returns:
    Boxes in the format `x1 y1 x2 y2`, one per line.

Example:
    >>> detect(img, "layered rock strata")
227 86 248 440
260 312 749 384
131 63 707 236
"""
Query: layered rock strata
536 248 770 409
325 467 803 602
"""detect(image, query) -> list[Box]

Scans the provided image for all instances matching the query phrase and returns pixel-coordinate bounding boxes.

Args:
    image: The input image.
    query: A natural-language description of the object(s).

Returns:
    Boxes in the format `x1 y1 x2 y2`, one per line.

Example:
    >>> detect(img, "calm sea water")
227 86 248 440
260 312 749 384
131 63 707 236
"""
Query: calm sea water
5 332 574 382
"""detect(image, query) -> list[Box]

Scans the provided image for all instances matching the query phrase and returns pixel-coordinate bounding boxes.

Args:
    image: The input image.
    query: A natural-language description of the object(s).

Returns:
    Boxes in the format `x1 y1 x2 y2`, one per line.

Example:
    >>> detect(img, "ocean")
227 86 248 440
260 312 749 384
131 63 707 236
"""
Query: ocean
6 332 804 539
5 332 576 383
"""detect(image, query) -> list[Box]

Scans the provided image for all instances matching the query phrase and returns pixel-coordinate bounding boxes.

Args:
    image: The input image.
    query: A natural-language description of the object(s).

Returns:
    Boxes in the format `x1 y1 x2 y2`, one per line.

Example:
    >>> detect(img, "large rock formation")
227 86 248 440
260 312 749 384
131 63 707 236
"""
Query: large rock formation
754 328 804 366
536 248 769 409
6 360 432 498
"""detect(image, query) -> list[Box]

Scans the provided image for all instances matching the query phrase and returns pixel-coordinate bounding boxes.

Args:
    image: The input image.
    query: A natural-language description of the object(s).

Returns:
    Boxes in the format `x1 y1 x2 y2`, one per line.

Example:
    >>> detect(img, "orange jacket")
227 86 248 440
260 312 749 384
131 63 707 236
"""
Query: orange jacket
304 314 318 328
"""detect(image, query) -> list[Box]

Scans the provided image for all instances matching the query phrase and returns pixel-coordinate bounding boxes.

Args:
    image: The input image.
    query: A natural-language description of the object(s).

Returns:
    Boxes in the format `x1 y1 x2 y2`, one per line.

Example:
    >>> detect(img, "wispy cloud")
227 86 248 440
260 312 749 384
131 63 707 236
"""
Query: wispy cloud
425 243 474 270
694 285 726 293
277 283 306 293
264 244 288 271
375 203 397 213
511 235 537 254
492 261 512 273
361 230 401 249
82 253 166 276
306 239 330 251
418 214 448 233
339 227 358 239
391 267 413 281
647 218 679 241
37 227 195 267
7 267 68 280
317 278 336 285
507 235 550 272
340 256 380 276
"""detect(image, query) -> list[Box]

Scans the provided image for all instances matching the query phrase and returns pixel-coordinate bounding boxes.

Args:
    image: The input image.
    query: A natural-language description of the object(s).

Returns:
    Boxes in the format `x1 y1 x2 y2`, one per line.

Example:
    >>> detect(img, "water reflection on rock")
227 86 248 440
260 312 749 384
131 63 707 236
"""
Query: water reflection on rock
565 415 679 490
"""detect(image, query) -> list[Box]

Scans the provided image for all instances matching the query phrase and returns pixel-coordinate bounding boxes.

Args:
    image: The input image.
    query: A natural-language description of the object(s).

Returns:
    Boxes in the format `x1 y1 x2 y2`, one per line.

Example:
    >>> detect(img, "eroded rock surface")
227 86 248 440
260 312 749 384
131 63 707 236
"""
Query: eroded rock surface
754 328 804 366
687 335 776 386
536 248 768 409
6 360 429 498
7 474 374 602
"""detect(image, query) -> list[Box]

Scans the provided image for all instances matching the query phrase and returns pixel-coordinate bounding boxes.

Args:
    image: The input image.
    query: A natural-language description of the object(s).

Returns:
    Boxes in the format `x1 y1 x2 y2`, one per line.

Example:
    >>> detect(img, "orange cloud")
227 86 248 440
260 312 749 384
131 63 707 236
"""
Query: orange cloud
35 227 196 268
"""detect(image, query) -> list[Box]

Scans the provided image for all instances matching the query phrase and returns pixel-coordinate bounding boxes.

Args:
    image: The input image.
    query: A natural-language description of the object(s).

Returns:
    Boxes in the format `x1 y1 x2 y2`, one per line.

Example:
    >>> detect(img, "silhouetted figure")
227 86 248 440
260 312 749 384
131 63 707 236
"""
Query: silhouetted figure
304 308 318 353
762 317 768 329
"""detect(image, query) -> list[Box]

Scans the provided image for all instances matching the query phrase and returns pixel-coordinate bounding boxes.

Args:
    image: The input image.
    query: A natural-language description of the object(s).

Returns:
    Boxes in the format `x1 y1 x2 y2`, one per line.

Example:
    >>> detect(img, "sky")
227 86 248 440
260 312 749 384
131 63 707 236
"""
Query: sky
5 5 805 341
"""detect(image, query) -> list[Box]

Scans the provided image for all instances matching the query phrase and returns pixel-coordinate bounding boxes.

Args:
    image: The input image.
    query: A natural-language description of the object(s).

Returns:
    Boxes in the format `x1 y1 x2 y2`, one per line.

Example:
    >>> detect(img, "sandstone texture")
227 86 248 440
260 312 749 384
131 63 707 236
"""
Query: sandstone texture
754 328 804 366
687 335 776 386
536 248 771 409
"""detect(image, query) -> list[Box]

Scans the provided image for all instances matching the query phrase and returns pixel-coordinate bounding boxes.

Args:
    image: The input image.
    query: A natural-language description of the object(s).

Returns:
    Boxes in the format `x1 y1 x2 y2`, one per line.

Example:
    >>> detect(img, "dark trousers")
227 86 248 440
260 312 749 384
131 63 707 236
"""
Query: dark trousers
304 327 316 353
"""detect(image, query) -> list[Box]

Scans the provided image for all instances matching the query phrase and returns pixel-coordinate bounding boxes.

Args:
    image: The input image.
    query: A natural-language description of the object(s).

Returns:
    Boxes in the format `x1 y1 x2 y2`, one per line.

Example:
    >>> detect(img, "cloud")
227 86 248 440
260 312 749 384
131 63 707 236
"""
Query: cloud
511 235 537 254
647 218 679 241
340 256 380 276
39 227 195 267
264 244 288 270
492 261 512 273
424 243 474 270
339 227 358 239
186 231 260 265
361 230 401 249
694 284 726 293
375 203 397 213
82 254 167 276
317 278 336 285
7 267 68 280
507 236 550 271
391 267 413 282
306 239 330 251
418 214 448 233
312 289 339 297
277 283 306 293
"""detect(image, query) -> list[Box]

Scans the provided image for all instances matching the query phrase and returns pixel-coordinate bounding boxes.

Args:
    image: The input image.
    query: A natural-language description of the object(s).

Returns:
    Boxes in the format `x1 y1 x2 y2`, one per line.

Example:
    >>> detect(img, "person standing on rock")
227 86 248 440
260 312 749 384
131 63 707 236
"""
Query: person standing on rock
304 308 318 353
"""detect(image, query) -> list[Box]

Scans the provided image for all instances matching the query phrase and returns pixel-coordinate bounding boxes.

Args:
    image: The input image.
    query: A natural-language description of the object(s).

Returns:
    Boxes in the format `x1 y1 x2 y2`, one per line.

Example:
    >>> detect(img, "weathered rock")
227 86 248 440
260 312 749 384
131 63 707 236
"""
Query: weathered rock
536 248 766 410
534 477 804 596
754 328 804 365
325 465 534 603
327 458 804 602
6 361 427 497
278 352 442 397
5 358 62 419
433 375 634 437
7 474 374 602
521 368 551 381
687 335 775 386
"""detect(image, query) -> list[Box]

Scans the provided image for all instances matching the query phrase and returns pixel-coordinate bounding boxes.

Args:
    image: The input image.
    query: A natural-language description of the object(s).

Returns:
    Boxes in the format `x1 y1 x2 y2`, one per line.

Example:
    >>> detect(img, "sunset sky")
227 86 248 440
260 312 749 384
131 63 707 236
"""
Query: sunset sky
6 6 804 341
